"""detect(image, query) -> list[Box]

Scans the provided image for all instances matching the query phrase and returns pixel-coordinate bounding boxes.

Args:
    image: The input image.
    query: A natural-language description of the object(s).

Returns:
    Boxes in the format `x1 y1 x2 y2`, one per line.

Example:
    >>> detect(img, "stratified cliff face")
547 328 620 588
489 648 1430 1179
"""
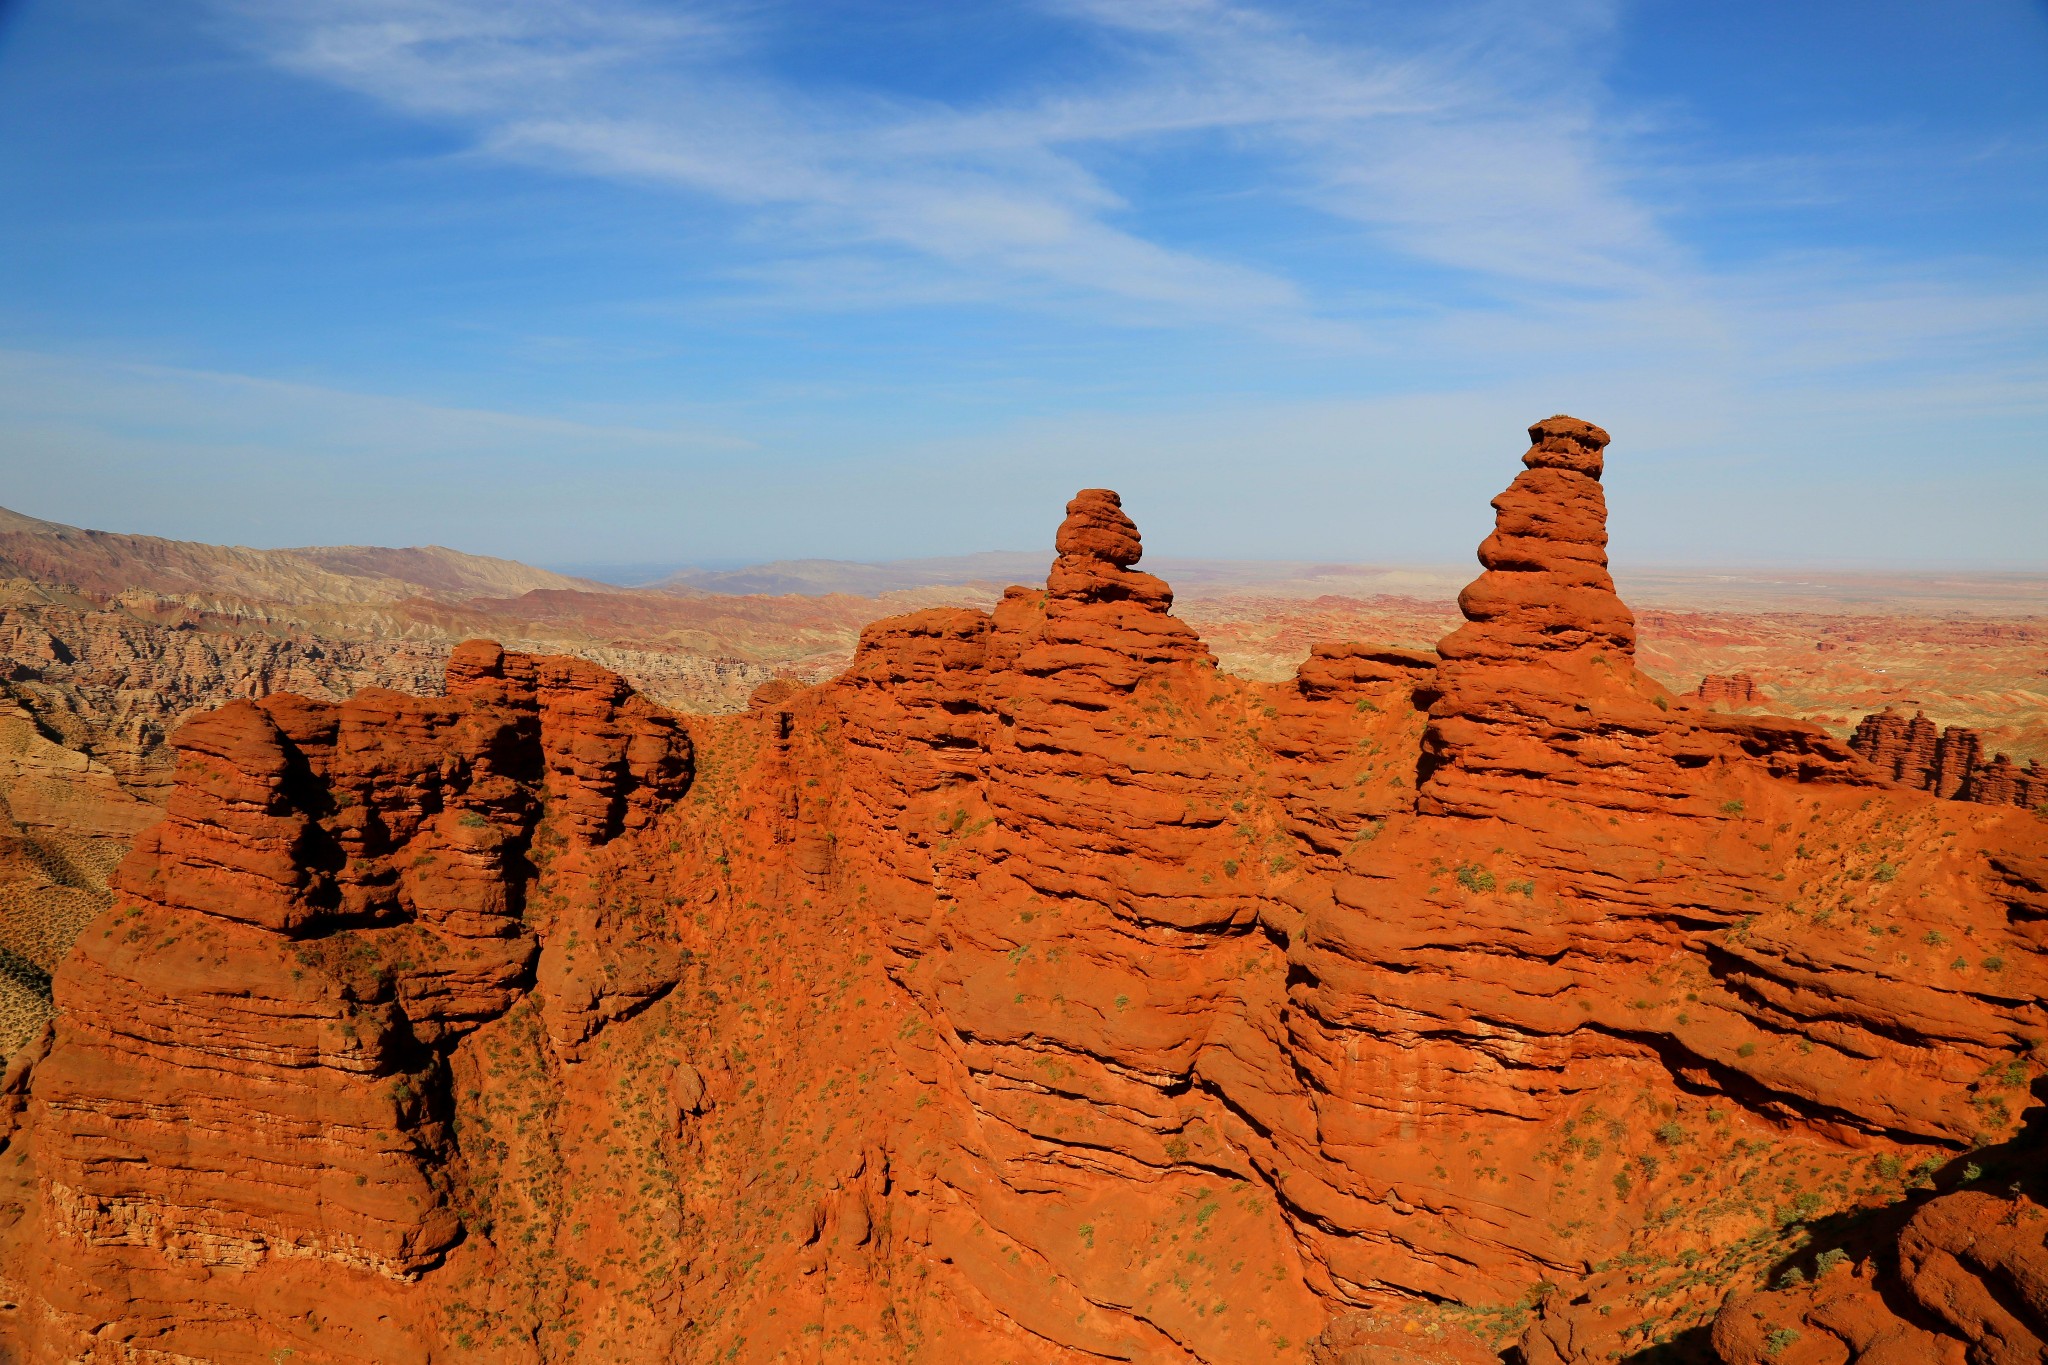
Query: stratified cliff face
1693 674 1764 709
0 562 795 1058
0 592 458 1057
4 418 2045 1365
2 644 691 1362
1851 706 2048 809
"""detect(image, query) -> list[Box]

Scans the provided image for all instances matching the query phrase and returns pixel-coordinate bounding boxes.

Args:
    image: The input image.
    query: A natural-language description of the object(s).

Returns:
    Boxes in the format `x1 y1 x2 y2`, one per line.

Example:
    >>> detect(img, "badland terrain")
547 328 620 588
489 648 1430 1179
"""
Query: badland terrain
0 417 2043 1363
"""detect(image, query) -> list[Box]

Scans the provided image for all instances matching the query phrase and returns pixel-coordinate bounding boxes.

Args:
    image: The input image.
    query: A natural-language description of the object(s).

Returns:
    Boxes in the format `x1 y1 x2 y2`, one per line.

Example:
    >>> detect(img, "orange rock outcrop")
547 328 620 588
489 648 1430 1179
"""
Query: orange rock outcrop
1 417 2043 1365
1712 1182 2048 1364
1851 706 2048 808
1693 673 1764 709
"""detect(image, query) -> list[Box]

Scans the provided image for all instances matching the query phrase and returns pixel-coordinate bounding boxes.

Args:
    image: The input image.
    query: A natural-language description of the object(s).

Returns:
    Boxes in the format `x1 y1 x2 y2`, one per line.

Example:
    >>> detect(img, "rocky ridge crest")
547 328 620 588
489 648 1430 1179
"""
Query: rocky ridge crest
1 418 2043 1365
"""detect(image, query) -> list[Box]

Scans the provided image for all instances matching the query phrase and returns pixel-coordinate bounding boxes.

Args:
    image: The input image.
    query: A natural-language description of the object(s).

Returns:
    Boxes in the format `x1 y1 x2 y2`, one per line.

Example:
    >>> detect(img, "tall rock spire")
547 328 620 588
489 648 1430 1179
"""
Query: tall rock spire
1418 416 1676 818
1418 415 1871 819
1045 487 1174 611
990 487 1208 690
1436 415 1635 666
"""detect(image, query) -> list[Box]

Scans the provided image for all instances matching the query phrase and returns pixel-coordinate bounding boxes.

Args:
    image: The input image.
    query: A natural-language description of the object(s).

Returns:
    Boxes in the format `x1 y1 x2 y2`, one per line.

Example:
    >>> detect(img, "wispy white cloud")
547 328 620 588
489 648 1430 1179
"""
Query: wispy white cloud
1047 0 1683 291
228 0 2048 371
212 0 1701 334
217 0 1308 325
213 0 2048 400
11 0 2041 566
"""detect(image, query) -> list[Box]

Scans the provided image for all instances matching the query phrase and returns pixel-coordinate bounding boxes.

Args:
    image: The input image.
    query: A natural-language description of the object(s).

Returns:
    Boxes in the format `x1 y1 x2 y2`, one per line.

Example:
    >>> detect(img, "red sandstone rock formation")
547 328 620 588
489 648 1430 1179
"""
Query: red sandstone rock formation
2 418 2043 1365
1971 751 2048 808
1850 706 2048 808
1850 706 1942 788
1713 1188 2048 1365
0 539 923 1076
1693 672 1764 708
4 644 689 1361
1308 1311 1498 1364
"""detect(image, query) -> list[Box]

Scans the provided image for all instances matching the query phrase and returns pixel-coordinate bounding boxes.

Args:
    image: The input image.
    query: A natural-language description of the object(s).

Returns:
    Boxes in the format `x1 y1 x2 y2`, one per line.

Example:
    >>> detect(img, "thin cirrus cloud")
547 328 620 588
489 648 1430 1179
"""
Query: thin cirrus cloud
215 0 1676 330
1052 0 1684 293
3 0 2042 564
216 0 2046 388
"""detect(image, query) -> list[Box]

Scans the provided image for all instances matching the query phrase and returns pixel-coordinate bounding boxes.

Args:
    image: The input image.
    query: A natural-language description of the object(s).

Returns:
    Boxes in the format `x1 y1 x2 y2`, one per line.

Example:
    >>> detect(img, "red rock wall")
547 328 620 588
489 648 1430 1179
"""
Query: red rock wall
4 643 691 1362
1851 706 2048 808
1693 673 1763 708
3 419 2044 1365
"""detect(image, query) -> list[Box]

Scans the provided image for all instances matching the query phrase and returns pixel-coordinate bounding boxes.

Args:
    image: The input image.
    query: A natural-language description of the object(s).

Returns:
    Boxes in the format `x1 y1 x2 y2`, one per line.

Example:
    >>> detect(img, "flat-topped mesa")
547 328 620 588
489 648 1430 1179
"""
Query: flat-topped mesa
1436 415 1636 666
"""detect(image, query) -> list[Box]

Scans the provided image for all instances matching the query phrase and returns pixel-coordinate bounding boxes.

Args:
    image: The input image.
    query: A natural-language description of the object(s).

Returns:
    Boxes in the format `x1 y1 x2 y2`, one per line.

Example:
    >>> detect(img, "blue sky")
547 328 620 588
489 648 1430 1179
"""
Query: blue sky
1 0 2044 570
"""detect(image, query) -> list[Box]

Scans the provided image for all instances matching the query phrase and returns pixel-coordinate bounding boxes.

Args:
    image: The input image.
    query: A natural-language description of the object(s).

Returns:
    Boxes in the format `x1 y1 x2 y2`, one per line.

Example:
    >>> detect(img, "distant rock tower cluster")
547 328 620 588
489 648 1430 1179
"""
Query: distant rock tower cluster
1692 673 1763 709
1850 707 2047 808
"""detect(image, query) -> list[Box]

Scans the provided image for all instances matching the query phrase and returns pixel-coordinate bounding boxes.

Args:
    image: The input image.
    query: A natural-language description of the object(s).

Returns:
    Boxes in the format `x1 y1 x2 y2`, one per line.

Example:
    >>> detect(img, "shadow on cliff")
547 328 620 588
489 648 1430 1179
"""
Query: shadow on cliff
1727 1074 2048 1345
1569 1080 2048 1364
1613 1326 1714 1364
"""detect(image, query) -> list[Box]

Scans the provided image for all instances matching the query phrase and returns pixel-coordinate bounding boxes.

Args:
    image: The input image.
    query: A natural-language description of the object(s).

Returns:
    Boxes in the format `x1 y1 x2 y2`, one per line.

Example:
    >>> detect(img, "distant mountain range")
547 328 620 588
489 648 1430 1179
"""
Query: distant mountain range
0 503 603 605
642 551 1486 600
9 500 2043 618
625 546 2048 617
646 551 1053 596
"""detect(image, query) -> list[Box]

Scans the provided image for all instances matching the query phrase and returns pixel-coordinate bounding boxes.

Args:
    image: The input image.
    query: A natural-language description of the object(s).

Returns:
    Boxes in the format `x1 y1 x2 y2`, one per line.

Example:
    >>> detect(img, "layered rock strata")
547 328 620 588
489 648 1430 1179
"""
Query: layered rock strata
0 577 789 1069
1851 706 2048 807
1 418 2043 1365
4 644 690 1361
1693 673 1764 709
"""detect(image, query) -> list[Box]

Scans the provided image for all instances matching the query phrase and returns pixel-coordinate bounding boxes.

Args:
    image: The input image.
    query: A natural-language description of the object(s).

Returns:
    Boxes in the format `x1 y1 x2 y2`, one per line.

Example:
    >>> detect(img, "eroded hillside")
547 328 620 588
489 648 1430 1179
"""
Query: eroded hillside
1 418 2043 1365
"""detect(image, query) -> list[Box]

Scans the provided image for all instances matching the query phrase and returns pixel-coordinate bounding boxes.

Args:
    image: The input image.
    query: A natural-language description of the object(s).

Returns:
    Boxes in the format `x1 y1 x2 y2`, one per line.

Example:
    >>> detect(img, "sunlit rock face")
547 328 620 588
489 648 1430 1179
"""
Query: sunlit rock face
4 418 2043 1365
